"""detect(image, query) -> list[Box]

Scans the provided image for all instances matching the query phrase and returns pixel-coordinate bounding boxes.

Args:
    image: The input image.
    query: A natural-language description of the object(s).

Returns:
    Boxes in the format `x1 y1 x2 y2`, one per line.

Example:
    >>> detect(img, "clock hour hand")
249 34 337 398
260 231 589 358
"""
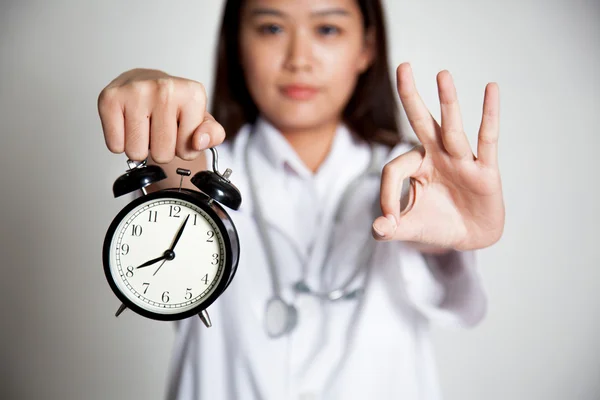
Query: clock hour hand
169 214 190 252
135 254 167 269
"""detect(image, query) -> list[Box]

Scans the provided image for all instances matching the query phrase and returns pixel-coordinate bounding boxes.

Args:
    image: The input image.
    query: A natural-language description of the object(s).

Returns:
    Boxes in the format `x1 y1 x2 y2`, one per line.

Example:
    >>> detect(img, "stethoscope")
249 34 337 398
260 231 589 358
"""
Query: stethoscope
244 125 385 338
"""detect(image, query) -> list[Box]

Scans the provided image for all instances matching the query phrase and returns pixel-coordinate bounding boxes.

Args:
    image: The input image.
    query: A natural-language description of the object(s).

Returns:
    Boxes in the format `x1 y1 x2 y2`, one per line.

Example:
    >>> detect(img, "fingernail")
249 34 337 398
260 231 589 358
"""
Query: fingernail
372 224 385 238
385 214 397 230
197 133 210 150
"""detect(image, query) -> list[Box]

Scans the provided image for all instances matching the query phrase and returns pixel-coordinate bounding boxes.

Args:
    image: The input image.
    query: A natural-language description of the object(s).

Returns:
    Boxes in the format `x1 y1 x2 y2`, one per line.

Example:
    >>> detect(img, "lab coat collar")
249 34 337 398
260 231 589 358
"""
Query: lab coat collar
243 116 366 261
252 115 355 181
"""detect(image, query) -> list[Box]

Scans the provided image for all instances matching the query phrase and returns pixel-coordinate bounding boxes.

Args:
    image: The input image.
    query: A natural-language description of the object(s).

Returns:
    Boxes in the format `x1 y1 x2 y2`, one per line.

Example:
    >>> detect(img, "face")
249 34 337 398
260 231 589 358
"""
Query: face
239 0 374 133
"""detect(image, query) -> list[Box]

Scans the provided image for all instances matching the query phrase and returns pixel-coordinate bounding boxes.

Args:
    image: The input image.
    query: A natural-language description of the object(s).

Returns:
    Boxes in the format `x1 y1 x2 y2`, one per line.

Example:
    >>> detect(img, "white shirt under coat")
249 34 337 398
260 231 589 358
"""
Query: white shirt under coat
165 117 487 400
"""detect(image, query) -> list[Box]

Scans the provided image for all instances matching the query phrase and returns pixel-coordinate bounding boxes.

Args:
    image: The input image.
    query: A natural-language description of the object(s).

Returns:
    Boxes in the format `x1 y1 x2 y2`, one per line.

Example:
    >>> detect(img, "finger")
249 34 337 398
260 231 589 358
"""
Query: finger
123 102 150 162
396 63 442 149
372 147 424 240
149 79 178 164
477 82 500 167
191 112 226 151
97 87 125 154
437 70 472 159
176 89 207 161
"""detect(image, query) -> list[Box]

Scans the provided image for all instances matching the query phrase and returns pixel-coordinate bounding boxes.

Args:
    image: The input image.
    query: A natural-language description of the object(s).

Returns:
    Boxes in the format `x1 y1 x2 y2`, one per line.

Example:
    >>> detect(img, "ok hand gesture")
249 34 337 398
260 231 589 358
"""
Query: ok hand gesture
372 63 505 251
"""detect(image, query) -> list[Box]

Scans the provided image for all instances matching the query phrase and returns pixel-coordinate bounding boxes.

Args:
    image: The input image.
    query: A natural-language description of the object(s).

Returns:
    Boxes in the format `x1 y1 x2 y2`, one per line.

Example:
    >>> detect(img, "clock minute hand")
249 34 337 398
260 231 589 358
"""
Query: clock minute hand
169 214 190 252
152 214 190 277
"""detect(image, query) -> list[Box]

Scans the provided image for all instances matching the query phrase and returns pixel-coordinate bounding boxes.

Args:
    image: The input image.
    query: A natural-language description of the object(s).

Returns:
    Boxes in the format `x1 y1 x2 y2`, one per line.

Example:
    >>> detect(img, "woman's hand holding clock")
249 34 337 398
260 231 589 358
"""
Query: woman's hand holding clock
97 68 226 164
100 72 241 323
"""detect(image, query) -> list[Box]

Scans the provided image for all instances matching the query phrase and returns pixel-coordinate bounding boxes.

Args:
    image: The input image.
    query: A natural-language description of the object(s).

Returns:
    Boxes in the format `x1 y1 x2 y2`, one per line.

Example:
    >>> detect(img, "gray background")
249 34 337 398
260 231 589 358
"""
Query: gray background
1 0 599 399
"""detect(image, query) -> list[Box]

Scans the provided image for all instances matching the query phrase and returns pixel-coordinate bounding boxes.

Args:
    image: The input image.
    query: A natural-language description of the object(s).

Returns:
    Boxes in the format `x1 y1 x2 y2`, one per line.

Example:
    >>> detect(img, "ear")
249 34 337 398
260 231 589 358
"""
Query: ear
357 28 376 73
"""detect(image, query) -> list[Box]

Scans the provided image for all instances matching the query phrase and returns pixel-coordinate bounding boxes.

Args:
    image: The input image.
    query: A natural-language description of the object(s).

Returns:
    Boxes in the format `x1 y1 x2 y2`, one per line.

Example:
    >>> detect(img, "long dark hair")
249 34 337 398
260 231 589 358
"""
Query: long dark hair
210 0 405 147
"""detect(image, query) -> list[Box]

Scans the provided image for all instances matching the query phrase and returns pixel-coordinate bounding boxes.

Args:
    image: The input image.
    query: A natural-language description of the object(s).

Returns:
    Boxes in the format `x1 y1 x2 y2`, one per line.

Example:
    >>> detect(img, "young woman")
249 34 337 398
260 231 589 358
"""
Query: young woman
97 0 505 398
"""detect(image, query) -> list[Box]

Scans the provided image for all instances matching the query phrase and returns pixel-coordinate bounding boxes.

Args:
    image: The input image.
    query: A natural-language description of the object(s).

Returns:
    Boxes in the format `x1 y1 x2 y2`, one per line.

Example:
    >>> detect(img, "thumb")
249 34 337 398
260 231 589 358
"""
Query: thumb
372 147 424 241
191 112 226 151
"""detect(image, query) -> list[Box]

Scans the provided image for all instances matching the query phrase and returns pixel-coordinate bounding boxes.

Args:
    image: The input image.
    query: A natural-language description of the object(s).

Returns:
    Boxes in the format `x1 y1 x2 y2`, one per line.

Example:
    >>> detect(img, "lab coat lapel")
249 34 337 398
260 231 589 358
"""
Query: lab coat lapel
234 131 307 262
253 173 306 261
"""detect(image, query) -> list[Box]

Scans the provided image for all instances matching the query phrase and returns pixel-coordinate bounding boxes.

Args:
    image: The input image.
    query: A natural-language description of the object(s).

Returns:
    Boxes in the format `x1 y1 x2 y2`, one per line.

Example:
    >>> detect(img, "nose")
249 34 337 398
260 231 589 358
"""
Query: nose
284 30 313 72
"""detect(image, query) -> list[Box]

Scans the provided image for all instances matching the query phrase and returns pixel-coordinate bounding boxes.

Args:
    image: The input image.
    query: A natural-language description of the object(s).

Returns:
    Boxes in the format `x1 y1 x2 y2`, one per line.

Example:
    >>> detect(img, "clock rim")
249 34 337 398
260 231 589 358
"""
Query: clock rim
102 189 236 321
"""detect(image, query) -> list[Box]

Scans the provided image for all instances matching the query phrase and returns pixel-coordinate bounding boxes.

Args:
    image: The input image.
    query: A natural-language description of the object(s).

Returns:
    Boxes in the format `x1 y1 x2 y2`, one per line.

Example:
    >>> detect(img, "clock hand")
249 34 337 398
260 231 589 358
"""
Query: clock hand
169 214 190 252
149 214 190 277
153 259 168 276
135 254 167 269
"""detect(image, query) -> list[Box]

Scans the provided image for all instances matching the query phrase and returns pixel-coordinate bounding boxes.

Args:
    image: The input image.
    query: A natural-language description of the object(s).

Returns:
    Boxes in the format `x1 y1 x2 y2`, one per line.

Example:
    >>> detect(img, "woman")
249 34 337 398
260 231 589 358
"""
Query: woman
97 0 505 398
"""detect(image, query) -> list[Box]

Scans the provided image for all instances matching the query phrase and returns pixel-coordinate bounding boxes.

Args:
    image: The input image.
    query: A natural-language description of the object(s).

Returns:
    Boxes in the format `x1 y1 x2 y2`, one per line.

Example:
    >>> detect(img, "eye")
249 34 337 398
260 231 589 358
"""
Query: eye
258 23 283 35
317 25 341 36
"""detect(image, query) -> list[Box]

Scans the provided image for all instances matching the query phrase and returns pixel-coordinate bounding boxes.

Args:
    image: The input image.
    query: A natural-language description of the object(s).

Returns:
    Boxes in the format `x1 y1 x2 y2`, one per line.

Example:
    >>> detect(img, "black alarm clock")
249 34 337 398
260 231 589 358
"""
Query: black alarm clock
102 148 241 328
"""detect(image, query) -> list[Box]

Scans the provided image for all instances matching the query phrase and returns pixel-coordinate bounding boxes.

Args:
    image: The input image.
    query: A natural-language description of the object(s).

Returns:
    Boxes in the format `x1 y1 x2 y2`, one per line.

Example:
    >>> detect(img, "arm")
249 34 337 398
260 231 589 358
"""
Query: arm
398 244 487 329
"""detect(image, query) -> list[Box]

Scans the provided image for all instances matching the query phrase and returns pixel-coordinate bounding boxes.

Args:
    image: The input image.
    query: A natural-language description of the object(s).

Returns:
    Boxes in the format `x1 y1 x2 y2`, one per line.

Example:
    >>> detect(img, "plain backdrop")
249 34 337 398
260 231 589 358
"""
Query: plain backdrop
0 0 599 399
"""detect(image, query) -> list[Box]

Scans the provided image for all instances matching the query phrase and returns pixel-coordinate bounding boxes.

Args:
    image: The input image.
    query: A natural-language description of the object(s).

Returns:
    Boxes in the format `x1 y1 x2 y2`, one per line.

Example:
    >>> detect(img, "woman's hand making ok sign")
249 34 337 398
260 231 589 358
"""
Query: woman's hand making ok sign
372 63 505 252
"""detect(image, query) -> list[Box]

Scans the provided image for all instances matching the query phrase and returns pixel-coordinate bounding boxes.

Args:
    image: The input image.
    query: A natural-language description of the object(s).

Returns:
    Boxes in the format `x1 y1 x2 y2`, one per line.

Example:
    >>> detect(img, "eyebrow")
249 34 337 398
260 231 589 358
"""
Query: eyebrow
250 7 351 18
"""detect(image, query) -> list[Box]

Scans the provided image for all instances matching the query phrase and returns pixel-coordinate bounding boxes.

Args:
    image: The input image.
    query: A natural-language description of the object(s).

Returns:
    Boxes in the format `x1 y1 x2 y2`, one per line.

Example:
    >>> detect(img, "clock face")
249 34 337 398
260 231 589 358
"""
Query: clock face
106 197 226 316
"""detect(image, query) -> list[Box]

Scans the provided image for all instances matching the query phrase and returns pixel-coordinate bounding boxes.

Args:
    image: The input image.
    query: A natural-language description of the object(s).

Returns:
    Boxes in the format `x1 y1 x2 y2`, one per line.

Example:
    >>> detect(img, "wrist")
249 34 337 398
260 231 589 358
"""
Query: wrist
405 241 453 255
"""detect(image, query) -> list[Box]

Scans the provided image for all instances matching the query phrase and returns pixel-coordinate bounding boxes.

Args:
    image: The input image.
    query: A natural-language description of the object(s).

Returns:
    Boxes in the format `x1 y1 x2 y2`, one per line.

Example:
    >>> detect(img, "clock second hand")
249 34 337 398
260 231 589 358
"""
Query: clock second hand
152 259 168 276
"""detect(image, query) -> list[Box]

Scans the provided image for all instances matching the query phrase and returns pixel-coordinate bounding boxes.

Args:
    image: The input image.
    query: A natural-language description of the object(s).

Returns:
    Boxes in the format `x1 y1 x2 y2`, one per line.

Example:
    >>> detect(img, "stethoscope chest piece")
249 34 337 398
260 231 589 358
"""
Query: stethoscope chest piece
264 296 298 338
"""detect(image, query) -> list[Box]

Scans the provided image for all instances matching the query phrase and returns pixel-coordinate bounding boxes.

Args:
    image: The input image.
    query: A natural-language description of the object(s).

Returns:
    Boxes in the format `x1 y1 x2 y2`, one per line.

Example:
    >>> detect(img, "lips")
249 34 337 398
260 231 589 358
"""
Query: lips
280 84 320 100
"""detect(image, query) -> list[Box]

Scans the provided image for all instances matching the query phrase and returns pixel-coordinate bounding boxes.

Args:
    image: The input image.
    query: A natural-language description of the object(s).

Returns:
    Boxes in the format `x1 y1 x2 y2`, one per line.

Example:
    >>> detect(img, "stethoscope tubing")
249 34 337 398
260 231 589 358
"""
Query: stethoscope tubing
243 124 384 303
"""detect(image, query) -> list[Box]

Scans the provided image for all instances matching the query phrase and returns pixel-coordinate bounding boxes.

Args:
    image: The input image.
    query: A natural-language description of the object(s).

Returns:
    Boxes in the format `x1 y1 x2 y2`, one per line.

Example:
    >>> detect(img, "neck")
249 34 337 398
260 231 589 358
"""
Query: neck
278 119 340 173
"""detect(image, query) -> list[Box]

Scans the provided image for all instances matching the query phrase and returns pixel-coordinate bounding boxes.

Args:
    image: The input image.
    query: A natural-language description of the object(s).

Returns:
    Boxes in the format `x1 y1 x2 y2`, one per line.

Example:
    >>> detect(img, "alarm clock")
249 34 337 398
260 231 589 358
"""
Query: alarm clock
102 148 241 328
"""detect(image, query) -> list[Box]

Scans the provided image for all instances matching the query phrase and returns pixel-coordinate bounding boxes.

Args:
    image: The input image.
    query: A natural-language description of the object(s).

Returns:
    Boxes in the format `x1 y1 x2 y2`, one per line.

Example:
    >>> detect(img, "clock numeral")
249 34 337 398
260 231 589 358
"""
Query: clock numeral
120 244 130 255
131 224 143 237
126 266 134 278
211 253 219 265
193 214 198 226
206 231 214 242
162 291 170 303
169 206 181 218
202 274 209 285
185 288 193 300
142 282 150 294
148 210 158 223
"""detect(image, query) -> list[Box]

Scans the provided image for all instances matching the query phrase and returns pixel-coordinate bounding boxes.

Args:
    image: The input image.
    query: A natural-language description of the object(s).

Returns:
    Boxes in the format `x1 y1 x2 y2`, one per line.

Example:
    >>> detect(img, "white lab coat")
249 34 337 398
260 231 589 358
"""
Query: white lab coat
164 117 487 400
